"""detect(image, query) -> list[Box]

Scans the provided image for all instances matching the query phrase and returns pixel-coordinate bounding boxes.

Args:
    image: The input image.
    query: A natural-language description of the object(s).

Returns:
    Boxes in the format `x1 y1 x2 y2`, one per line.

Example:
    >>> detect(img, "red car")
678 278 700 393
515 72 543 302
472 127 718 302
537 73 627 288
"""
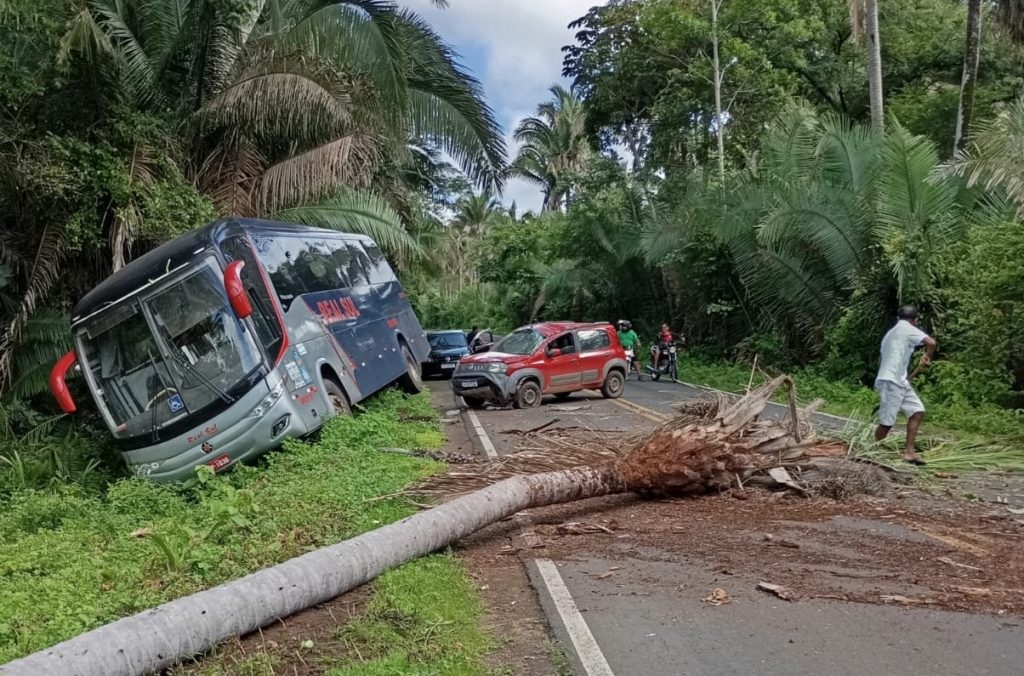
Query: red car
451 322 628 409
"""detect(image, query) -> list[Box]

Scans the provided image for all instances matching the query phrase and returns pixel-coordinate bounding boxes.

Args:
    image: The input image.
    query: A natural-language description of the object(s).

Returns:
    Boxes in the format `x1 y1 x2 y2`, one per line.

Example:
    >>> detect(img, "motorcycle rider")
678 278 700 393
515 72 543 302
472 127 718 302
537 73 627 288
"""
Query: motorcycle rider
616 320 641 380
653 323 674 372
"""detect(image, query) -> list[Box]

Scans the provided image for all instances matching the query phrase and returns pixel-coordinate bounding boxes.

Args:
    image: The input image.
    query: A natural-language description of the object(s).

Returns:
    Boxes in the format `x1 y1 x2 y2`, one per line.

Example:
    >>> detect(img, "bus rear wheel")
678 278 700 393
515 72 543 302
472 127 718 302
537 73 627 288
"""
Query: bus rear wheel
324 379 351 416
399 344 424 394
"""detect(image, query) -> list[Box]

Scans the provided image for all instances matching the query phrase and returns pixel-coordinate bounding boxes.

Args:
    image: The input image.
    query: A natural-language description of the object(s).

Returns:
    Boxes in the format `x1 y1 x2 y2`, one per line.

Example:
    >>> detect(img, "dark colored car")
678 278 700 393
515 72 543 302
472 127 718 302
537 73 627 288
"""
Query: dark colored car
423 330 472 378
451 322 627 409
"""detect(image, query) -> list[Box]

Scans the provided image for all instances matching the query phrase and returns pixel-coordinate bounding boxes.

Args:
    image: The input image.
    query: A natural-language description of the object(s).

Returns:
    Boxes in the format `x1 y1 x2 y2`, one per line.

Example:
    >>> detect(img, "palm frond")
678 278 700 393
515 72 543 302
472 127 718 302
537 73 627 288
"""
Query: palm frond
8 310 72 400
58 1 116 65
817 112 881 193
283 0 402 110
196 138 266 216
938 97 1024 217
398 9 506 190
195 67 353 142
274 190 421 259
255 134 377 213
875 123 959 300
90 0 160 102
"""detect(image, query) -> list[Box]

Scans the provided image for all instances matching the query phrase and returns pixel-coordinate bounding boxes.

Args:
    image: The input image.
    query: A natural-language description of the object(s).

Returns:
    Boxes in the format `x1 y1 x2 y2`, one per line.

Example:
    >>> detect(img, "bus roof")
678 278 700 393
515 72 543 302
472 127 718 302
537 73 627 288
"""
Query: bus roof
72 218 373 323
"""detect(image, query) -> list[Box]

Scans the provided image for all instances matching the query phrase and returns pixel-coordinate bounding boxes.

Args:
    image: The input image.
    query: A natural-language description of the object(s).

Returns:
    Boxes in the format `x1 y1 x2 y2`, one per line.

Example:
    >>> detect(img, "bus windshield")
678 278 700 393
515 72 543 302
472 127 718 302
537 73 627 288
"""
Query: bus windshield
78 259 262 438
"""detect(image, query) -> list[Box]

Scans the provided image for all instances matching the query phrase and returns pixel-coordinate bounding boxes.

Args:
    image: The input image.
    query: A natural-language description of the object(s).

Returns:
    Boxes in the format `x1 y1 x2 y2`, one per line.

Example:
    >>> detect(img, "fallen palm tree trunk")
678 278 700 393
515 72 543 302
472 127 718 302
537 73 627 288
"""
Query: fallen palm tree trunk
3 376 808 676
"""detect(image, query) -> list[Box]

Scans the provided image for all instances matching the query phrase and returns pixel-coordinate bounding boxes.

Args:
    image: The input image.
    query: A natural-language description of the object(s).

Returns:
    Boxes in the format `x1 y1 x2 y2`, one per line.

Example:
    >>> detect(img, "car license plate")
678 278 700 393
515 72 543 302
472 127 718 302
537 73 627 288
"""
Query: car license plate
208 454 231 472
442 362 456 369
460 380 479 388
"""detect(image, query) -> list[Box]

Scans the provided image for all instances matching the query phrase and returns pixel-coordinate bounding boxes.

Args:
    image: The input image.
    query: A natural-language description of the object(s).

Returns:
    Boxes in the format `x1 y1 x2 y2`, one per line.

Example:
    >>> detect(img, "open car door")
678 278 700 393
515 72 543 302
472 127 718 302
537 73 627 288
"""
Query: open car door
470 328 496 353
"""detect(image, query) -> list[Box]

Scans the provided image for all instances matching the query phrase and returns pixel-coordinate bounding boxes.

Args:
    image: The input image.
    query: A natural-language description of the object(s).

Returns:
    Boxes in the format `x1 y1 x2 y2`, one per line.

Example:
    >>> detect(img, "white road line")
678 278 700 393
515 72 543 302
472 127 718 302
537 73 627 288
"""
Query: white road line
534 559 616 676
463 405 607 674
465 409 498 459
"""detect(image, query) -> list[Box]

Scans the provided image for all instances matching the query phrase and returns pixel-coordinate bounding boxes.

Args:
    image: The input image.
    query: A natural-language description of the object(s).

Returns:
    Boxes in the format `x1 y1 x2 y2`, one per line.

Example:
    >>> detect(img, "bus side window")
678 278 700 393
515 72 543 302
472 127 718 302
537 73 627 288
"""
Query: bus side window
293 238 336 293
220 236 284 359
345 242 373 287
256 236 305 311
323 239 352 288
362 242 397 285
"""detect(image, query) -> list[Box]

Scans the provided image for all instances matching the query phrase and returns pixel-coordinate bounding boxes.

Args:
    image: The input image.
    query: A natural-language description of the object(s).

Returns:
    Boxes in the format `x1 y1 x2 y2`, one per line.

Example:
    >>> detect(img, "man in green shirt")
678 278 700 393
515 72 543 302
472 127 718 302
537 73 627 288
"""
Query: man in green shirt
616 320 641 380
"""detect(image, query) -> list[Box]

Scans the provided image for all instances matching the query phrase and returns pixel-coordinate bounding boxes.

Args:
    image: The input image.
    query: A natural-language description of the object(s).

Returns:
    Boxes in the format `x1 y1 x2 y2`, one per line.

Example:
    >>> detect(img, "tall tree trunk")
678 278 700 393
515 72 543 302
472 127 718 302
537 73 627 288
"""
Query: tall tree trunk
954 0 983 153
3 378 805 676
711 0 727 182
865 0 885 129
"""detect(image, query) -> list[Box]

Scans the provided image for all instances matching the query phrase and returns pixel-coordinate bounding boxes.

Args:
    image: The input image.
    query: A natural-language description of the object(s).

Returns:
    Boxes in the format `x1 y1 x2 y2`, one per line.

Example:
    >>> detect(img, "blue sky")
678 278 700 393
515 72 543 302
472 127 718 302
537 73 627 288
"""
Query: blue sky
406 0 601 212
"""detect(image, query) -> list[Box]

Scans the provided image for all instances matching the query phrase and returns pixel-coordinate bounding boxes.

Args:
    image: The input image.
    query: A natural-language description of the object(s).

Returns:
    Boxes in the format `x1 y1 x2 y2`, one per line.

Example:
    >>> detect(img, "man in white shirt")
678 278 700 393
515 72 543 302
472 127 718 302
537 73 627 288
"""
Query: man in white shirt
874 306 937 465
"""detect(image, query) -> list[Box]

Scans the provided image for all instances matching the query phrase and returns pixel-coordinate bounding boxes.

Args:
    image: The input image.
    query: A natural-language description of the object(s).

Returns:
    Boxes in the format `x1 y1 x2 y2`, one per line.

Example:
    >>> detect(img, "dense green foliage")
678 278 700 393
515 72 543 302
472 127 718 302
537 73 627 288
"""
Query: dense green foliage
0 392 473 665
407 0 1024 439
0 0 505 398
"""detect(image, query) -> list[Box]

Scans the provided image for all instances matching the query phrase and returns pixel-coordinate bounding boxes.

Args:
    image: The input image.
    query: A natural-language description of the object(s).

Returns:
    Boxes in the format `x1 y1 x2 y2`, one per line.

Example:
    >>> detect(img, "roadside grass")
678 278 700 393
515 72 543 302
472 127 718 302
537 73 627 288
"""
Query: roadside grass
0 390 490 673
674 356 1024 440
327 553 491 675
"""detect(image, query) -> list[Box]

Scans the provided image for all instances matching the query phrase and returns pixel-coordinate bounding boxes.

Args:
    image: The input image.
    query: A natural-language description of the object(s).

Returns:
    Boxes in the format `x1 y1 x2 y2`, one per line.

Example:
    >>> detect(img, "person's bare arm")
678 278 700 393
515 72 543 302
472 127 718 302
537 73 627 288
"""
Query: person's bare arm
909 337 937 380
919 336 937 367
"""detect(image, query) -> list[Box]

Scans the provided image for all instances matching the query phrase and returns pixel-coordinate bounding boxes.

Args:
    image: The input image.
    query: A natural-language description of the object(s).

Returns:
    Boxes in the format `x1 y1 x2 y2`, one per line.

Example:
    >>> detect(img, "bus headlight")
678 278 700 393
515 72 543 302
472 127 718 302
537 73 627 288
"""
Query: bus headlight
248 381 286 419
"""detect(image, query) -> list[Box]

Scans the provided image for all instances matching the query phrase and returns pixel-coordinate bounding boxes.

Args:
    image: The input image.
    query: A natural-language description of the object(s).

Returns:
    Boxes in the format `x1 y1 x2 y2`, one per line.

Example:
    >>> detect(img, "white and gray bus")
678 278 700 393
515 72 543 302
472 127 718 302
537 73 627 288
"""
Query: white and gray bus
49 218 428 482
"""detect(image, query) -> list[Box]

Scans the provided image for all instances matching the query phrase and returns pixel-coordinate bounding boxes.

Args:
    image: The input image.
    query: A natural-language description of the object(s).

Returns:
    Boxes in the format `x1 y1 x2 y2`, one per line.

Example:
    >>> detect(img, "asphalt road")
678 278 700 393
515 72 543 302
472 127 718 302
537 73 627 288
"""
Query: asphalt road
428 378 1024 676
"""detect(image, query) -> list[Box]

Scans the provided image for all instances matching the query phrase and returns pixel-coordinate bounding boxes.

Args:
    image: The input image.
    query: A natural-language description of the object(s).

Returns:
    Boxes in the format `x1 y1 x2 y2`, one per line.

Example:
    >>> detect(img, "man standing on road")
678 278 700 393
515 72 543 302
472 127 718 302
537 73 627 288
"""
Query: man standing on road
875 306 937 465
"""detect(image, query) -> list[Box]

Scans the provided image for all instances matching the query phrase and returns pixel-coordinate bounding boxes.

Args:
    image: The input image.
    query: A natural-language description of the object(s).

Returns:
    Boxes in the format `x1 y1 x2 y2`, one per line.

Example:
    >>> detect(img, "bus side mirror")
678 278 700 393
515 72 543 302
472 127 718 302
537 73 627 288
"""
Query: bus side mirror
224 260 253 319
50 350 78 414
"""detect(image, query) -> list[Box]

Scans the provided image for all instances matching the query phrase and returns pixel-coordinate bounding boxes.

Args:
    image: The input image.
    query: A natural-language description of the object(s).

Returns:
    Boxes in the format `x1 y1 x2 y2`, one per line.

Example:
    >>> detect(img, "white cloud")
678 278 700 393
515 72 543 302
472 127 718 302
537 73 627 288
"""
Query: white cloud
406 0 600 208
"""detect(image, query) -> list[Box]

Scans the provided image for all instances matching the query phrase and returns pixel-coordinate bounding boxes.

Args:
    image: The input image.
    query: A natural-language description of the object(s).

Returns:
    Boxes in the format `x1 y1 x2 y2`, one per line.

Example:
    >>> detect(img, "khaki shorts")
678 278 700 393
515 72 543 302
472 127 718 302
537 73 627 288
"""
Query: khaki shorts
875 380 925 427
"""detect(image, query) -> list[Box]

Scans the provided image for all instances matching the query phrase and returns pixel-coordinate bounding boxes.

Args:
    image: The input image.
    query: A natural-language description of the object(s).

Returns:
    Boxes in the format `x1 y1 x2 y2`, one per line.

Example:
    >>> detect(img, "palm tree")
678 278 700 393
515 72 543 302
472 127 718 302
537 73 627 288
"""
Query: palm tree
513 84 590 212
442 192 502 291
718 107 963 351
850 0 884 129
955 0 984 152
452 192 503 234
955 1 1024 152
941 97 1024 217
61 0 506 258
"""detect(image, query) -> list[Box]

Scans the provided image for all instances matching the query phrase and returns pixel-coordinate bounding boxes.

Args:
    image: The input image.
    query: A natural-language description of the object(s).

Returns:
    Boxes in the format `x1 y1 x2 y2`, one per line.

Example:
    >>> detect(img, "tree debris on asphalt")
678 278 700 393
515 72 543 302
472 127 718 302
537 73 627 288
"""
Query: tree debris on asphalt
758 581 799 601
702 588 732 605
405 376 893 502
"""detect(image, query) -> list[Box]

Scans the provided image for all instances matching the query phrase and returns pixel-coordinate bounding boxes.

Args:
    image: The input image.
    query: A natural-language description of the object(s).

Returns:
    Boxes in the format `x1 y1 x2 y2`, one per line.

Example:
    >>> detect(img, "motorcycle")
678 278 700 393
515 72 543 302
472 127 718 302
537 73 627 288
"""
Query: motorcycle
645 341 679 382
623 348 641 380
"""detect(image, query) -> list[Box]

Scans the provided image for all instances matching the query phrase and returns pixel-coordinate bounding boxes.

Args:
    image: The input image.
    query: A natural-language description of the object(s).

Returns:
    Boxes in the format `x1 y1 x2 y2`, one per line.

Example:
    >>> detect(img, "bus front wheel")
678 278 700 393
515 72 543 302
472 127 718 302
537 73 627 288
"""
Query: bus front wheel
399 344 424 394
324 379 351 416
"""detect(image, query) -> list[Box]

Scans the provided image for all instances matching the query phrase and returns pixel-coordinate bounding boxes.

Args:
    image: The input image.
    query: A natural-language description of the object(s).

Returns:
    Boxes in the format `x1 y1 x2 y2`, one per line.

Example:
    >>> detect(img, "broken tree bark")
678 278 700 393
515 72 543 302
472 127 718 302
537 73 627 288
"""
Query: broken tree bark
2 376 805 676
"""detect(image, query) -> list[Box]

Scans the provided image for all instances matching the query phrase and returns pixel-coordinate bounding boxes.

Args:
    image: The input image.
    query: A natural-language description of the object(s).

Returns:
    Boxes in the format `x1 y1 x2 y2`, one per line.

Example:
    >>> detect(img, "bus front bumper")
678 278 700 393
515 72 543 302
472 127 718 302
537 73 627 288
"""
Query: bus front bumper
124 387 311 483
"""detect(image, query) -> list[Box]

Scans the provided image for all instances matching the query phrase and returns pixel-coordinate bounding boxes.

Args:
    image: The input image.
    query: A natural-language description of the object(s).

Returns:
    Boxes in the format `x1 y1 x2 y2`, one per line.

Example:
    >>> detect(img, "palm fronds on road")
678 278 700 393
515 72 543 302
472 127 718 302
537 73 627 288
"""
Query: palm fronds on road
843 423 1024 474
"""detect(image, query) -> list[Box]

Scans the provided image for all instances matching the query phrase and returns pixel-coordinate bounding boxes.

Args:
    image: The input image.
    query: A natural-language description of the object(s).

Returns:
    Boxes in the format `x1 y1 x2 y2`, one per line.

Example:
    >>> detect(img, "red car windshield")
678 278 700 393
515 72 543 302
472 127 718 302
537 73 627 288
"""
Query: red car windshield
492 328 545 356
